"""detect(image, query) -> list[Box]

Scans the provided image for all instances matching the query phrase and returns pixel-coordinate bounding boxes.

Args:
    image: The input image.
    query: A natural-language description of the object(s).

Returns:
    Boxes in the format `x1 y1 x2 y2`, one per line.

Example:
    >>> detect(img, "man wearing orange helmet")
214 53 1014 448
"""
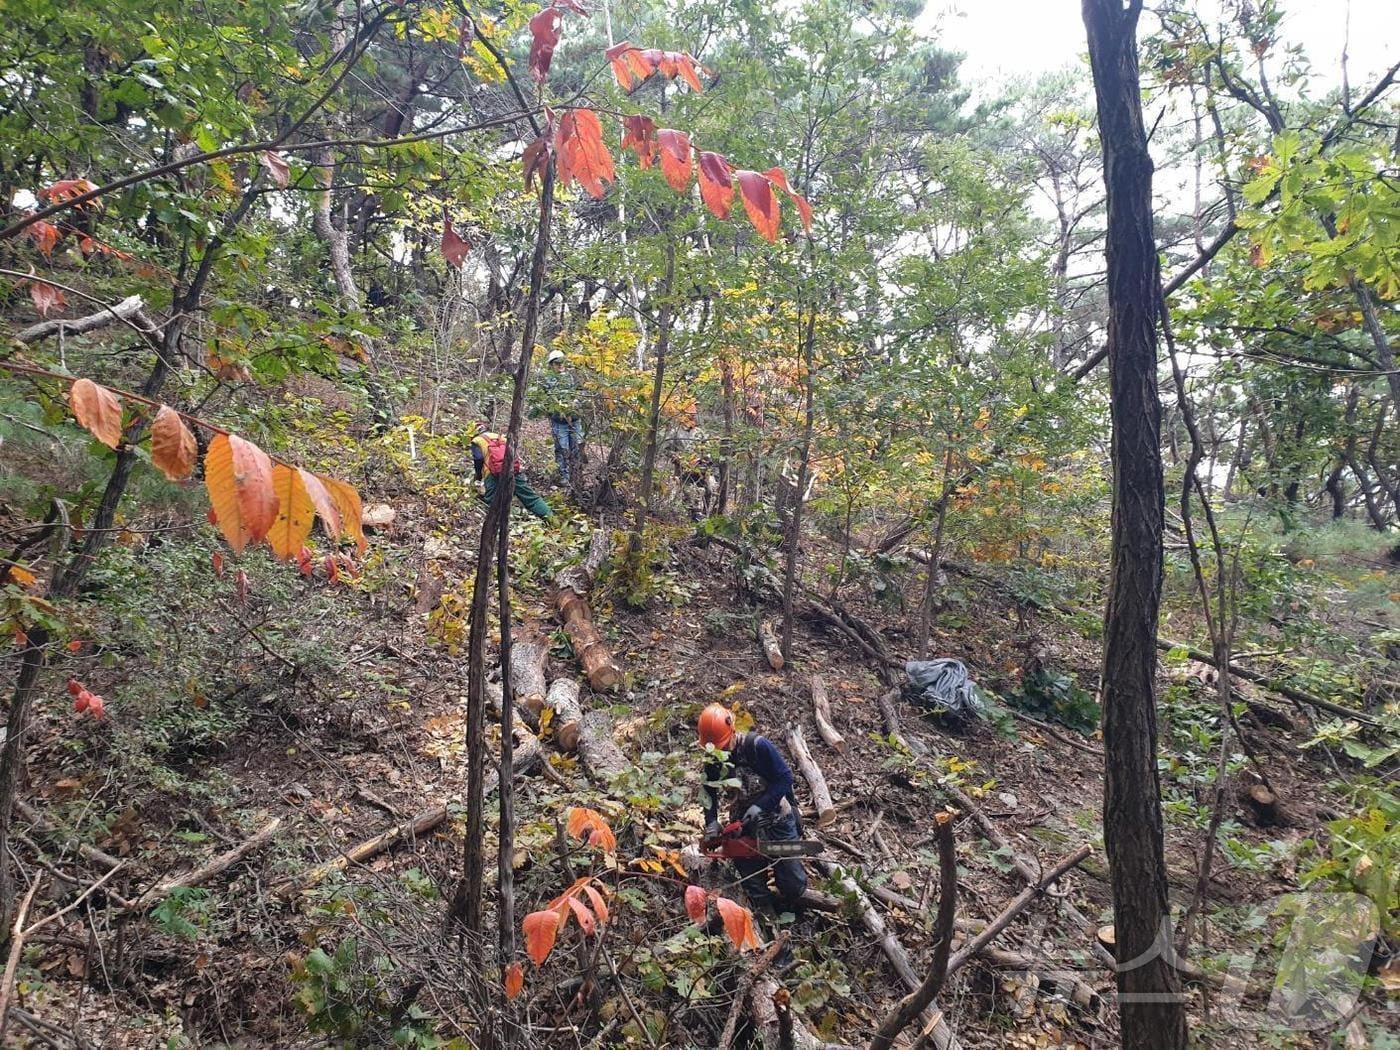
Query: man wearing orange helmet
697 703 808 914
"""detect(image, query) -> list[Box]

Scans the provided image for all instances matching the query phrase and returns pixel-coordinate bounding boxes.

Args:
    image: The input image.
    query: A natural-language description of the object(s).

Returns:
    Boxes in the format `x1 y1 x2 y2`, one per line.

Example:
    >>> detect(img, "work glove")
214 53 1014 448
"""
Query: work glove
475 480 487 496
742 804 763 831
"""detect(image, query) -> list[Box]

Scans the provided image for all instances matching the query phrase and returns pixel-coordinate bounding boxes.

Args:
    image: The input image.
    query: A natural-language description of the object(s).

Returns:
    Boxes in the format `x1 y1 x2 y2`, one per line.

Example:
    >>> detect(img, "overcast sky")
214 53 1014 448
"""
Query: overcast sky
920 0 1398 94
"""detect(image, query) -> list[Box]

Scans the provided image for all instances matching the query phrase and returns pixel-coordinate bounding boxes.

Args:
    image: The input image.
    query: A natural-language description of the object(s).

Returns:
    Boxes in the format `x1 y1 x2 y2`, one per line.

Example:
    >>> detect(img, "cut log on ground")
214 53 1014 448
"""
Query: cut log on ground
718 935 788 1050
786 724 837 828
555 531 624 691
758 618 784 671
545 678 584 752
815 860 959 1050
511 635 550 719
810 675 846 752
751 977 858 1050
126 817 281 913
577 710 631 784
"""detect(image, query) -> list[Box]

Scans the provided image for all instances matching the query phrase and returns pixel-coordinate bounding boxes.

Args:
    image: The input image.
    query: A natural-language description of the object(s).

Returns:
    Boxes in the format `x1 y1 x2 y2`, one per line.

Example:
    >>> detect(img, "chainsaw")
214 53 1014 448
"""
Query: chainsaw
700 820 825 861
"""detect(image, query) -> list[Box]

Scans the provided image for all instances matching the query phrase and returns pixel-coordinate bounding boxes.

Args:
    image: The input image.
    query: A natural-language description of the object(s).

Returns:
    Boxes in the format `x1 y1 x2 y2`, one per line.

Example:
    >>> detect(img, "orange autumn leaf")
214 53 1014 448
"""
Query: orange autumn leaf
565 806 616 851
268 464 316 561
523 908 563 966
715 895 760 951
556 108 615 199
583 884 610 925
6 565 37 589
204 433 278 554
763 167 813 232
684 884 708 923
441 217 470 267
299 469 342 539
504 961 525 1000
698 152 734 220
605 42 653 91
150 405 197 480
319 476 365 553
620 115 658 168
70 378 123 449
27 220 60 257
29 280 66 317
657 129 693 192
565 894 596 935
736 170 780 243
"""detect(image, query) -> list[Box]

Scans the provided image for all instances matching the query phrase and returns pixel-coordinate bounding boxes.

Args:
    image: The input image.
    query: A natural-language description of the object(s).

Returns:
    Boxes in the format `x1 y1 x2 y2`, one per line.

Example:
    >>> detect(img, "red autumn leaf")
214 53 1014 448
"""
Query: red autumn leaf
652 50 704 92
27 220 60 257
41 178 100 206
441 218 470 267
30 280 66 318
763 167 813 232
88 694 105 719
212 551 224 578
77 236 134 262
715 896 760 951
324 554 341 584
620 115 658 168
69 378 123 449
556 109 615 199
736 169 780 242
583 884 610 925
235 568 250 606
504 961 525 1000
565 806 616 851
523 908 562 966
684 884 708 923
297 546 314 577
565 894 597 935
259 151 290 189
528 8 564 83
67 679 83 697
698 152 735 219
657 129 693 192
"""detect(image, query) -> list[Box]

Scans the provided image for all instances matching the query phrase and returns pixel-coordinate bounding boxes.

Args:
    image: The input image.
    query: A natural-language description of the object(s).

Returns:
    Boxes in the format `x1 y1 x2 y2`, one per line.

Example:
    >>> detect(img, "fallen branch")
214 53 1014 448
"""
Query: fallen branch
1154 638 1378 727
875 687 925 757
125 817 281 913
14 800 122 872
870 812 957 1050
786 724 837 828
13 294 158 345
810 675 845 753
718 934 789 1050
945 846 1091 977
816 859 960 1050
1007 710 1104 757
275 807 445 898
0 879 42 1044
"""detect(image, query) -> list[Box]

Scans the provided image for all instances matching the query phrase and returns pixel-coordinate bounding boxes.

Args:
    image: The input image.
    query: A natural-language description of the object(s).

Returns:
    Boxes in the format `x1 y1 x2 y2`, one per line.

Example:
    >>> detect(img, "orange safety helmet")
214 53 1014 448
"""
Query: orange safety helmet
697 703 736 750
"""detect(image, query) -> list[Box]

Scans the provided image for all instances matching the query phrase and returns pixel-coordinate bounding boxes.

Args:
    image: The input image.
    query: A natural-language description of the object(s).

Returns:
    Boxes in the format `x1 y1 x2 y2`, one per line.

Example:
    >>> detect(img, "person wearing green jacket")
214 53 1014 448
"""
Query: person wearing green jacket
536 349 583 485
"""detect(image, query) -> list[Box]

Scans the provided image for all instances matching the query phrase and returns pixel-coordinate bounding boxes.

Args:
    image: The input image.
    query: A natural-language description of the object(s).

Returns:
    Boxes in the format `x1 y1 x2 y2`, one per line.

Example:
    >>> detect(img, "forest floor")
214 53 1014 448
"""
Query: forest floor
5 418 1394 1050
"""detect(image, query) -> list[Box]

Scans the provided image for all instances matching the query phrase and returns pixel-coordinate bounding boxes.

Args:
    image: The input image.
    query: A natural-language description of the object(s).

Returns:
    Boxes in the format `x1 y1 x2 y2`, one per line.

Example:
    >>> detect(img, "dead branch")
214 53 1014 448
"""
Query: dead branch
875 688 925 757
14 800 121 872
816 860 960 1050
275 807 446 898
12 294 158 345
125 817 281 913
0 878 42 1043
870 811 957 1050
809 675 845 752
555 531 624 691
510 635 550 719
945 846 1091 977
719 934 789 1050
752 975 859 1050
786 724 837 827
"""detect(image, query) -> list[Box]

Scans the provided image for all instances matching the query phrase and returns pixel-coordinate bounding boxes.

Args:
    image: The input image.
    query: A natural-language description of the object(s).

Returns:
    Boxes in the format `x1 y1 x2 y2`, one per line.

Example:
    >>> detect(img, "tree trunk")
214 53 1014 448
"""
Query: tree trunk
627 239 676 564
780 306 818 662
1081 2 1188 1047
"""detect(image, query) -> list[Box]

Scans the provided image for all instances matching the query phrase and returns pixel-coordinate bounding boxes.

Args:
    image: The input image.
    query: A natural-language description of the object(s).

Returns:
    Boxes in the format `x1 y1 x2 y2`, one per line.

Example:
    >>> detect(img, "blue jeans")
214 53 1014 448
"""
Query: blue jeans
550 417 582 483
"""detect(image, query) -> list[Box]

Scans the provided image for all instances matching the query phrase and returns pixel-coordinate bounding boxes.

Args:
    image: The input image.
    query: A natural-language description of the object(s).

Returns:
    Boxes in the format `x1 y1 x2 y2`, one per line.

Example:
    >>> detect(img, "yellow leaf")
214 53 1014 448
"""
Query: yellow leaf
6 566 37 588
268 464 315 561
204 434 278 554
320 475 366 554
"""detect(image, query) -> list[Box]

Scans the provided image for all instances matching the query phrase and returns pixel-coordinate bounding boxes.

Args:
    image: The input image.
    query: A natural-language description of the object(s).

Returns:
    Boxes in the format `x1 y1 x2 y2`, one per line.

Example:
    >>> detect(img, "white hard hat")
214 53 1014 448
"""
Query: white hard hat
546 349 565 364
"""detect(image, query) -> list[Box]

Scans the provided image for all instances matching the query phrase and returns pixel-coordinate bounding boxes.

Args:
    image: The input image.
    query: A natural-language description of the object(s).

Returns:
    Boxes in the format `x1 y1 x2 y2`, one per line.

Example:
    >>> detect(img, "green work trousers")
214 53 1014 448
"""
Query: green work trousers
483 473 553 521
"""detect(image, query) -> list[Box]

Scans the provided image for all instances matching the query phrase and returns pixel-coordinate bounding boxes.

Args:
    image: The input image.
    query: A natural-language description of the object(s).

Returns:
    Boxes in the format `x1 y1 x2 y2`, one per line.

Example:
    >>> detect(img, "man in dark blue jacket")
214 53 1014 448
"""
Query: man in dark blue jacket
698 703 808 914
